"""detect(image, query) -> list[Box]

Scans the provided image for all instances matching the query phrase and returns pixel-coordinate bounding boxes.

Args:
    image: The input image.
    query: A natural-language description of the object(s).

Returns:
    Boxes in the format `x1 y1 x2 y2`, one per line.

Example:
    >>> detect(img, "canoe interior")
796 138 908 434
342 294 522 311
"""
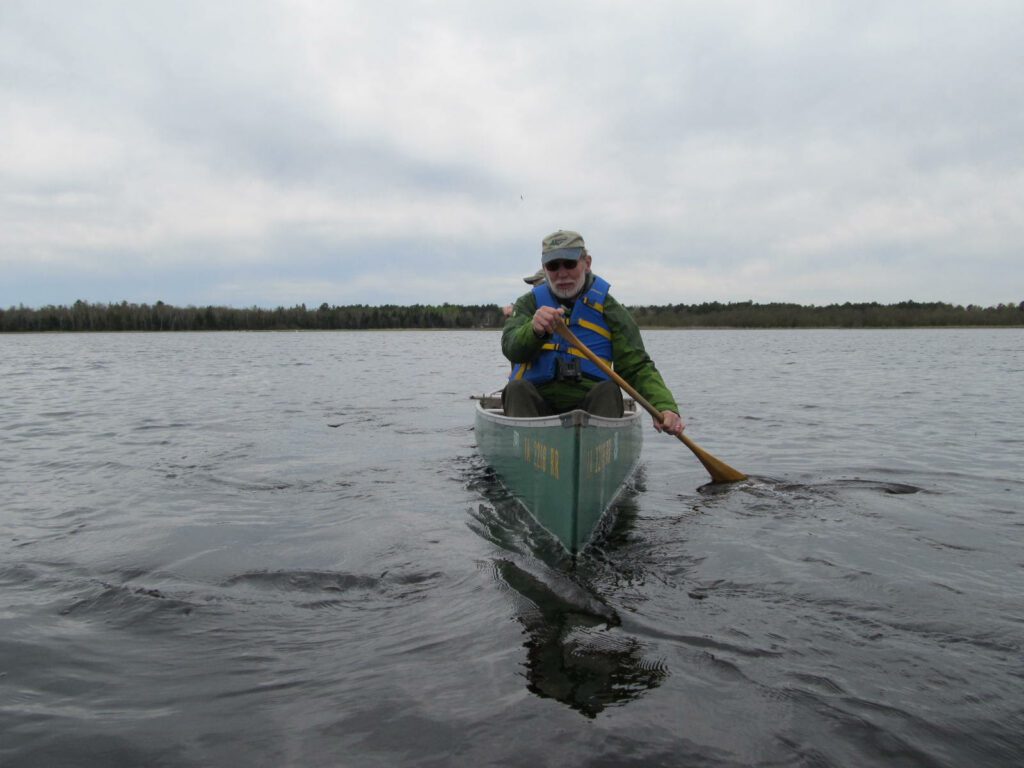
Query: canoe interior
474 394 642 554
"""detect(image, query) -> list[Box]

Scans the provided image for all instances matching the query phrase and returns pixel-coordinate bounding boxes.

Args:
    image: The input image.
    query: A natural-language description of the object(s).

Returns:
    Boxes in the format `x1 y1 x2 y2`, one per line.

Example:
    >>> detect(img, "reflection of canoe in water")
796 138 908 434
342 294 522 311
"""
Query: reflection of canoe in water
473 394 643 554
492 558 666 718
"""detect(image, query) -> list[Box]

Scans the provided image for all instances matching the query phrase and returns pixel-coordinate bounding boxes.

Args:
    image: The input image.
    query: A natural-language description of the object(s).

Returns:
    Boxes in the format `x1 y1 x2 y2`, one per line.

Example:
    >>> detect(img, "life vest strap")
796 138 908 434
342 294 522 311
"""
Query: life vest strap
567 346 611 366
577 318 612 340
542 340 610 366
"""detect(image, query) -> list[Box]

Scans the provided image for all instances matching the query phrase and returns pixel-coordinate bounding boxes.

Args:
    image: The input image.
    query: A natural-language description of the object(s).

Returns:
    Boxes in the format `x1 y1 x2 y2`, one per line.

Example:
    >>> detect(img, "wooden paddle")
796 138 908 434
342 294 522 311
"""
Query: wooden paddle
553 317 747 484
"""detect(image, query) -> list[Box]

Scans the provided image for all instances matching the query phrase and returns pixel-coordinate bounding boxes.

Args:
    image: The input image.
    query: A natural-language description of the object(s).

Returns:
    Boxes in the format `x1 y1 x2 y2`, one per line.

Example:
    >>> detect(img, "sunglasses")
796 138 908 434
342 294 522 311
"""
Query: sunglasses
544 259 580 272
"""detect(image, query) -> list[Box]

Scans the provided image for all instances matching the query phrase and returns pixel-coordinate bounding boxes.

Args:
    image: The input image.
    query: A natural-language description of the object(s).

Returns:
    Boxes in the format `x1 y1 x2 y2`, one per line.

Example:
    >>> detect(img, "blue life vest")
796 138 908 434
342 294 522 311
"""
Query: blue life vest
509 275 613 385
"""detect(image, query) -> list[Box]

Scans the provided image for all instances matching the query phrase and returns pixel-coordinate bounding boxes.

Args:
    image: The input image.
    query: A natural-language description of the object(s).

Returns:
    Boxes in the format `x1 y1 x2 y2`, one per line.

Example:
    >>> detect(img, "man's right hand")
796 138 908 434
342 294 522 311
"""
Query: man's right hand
655 411 685 436
532 306 565 337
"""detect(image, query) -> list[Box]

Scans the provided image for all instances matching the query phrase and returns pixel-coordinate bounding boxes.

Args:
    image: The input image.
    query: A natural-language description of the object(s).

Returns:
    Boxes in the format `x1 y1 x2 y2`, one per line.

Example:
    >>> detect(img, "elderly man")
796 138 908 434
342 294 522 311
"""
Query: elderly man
502 230 685 436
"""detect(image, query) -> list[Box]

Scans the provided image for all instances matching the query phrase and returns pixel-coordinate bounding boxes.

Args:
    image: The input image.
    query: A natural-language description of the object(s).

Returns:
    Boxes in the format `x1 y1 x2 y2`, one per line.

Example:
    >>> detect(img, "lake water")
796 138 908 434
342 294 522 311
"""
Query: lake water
1 329 1022 767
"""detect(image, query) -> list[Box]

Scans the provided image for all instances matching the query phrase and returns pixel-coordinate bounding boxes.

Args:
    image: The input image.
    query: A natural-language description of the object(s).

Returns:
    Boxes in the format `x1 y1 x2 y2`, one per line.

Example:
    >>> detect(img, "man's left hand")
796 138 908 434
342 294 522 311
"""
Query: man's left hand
654 411 685 436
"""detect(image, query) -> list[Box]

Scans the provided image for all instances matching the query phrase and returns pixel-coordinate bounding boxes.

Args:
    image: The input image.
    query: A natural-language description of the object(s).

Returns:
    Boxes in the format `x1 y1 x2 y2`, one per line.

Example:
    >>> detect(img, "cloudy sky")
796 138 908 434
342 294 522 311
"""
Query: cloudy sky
2 1 1022 309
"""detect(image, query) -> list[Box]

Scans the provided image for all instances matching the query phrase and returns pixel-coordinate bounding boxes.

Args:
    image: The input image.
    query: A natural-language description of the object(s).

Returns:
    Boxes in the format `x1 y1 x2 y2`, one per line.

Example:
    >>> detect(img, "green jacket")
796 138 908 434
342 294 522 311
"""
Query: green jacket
502 275 680 414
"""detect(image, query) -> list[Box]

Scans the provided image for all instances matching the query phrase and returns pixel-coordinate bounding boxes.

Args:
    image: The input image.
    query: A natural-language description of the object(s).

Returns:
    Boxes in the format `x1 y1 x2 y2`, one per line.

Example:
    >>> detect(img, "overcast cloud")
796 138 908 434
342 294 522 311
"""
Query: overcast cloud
2 0 1022 308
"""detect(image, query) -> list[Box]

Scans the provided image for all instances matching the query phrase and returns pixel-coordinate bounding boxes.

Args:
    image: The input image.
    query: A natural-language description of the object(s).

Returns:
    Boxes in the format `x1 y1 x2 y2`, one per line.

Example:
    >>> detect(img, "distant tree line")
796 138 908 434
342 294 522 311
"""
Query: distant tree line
630 300 1024 328
0 300 504 332
1 299 1022 332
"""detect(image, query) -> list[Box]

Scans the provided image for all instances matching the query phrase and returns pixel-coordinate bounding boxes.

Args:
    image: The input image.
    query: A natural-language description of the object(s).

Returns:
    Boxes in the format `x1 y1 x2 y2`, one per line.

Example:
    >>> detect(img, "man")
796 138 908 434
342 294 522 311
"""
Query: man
502 230 685 436
502 270 547 318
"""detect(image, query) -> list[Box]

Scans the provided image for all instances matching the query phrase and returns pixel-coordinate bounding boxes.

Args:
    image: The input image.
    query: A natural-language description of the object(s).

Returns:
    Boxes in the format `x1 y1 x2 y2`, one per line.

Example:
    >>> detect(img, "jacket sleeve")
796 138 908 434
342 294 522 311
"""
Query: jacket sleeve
605 297 680 414
501 292 545 364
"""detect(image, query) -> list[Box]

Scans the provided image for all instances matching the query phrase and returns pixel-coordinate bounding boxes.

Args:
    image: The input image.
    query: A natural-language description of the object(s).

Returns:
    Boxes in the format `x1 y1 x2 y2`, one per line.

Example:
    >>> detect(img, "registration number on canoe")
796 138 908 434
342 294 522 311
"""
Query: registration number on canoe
511 432 620 480
513 432 560 479
585 435 619 476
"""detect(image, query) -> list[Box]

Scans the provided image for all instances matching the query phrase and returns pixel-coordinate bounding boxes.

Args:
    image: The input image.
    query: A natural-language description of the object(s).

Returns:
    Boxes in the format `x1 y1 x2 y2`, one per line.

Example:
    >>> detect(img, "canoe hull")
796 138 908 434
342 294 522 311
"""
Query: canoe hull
474 397 643 554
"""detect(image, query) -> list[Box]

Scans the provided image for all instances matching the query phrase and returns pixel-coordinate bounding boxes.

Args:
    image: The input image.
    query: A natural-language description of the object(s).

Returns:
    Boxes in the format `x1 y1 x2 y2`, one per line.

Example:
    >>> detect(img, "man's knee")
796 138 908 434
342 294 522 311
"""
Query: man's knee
582 380 623 418
502 380 551 417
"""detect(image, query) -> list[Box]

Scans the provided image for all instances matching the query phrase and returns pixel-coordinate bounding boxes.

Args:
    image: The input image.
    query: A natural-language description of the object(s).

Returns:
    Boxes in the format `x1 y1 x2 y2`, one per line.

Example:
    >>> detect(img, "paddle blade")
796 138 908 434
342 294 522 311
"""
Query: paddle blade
678 433 747 483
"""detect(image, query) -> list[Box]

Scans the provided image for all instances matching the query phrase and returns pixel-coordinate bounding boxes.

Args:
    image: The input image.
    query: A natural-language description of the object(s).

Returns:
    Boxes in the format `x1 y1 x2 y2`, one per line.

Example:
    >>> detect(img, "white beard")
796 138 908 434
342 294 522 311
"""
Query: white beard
547 271 587 300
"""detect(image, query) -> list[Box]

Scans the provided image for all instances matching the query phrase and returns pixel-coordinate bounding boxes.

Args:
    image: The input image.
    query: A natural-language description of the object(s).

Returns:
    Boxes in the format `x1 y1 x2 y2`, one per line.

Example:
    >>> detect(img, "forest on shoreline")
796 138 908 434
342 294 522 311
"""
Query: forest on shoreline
1 299 1022 332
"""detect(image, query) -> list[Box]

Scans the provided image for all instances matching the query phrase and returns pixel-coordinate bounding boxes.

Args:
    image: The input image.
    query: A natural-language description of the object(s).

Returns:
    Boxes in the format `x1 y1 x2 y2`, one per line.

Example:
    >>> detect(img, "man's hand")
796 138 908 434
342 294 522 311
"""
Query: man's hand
532 305 565 337
654 411 685 436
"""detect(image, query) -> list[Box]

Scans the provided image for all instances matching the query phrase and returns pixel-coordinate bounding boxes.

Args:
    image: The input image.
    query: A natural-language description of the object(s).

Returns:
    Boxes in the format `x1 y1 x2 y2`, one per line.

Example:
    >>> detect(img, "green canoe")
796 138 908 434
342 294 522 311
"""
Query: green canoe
474 394 643 554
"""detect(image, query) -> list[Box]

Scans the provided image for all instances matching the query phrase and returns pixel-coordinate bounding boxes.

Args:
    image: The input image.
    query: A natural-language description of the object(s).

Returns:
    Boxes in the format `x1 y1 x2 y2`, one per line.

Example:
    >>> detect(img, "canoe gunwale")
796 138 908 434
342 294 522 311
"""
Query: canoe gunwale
474 394 641 429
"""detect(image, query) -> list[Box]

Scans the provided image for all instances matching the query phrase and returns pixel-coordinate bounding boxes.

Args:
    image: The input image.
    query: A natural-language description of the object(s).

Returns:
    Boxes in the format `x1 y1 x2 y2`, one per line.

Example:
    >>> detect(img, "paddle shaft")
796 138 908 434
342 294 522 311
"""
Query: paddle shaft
552 317 746 484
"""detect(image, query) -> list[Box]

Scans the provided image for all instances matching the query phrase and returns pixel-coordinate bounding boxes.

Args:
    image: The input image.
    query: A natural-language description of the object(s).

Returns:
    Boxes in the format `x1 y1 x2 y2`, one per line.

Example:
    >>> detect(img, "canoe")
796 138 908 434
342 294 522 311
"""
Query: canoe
474 394 643 554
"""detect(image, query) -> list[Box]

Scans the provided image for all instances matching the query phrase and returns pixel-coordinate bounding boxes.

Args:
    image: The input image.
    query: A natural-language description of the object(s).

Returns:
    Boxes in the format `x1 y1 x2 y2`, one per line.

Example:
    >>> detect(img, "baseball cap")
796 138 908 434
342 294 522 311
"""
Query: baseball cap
541 230 585 265
523 269 546 285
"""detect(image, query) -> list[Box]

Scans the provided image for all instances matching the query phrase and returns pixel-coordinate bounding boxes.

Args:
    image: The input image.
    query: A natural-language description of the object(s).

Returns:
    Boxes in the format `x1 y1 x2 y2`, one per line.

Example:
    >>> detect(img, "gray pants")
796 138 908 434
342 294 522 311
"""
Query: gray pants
501 379 624 418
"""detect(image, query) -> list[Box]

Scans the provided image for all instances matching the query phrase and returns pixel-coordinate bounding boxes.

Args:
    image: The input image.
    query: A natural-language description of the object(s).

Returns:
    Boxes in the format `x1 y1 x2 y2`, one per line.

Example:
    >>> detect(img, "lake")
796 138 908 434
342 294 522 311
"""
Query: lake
1 328 1021 767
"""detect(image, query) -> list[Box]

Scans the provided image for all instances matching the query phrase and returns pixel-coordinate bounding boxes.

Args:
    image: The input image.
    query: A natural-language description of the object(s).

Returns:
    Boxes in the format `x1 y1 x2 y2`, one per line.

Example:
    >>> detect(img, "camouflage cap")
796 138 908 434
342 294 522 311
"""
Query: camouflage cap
541 230 585 265
523 268 546 285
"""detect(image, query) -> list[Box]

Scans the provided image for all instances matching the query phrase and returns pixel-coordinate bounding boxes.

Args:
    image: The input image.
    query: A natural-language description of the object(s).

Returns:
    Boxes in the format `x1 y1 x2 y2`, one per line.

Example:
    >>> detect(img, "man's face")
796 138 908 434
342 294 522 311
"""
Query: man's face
545 253 591 299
